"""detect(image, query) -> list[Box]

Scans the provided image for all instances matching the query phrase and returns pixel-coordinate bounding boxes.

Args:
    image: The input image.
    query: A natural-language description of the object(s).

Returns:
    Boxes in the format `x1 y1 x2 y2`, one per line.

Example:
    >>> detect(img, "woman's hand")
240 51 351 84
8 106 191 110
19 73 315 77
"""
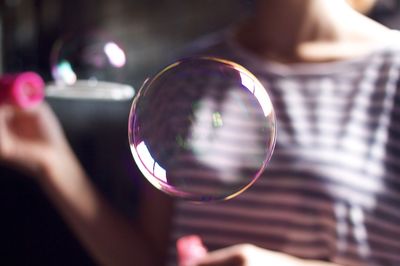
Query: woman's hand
0 103 71 177
188 244 341 266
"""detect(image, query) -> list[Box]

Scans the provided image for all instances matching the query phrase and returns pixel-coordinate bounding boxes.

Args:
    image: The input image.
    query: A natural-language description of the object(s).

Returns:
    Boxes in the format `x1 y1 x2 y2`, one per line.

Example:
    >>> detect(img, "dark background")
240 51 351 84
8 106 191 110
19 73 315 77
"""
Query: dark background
0 0 399 265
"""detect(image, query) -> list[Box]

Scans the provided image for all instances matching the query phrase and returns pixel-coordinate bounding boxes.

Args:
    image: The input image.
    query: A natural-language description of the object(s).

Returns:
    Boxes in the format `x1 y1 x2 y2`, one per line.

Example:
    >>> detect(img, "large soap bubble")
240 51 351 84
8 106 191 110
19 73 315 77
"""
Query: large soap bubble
129 57 276 202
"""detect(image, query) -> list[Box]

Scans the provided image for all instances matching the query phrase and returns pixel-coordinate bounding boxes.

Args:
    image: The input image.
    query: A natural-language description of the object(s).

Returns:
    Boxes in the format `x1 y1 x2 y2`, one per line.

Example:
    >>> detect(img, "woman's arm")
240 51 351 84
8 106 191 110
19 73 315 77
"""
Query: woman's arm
39 146 173 266
0 103 173 266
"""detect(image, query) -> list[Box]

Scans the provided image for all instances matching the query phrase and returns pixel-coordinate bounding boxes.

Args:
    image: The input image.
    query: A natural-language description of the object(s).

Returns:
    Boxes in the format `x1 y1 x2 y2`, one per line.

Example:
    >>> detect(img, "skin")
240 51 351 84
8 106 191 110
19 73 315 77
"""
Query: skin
0 0 394 265
237 0 388 64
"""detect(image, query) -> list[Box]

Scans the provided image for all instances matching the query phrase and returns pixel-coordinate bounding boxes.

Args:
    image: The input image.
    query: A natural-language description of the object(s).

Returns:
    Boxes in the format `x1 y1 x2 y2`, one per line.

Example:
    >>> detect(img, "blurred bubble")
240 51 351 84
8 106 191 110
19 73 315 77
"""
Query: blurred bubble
128 57 276 202
46 31 134 100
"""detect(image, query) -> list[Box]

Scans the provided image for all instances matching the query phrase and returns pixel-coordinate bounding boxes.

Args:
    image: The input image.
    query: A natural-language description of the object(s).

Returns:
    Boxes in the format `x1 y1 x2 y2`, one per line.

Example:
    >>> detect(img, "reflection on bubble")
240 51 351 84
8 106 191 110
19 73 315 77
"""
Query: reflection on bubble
128 57 276 202
104 42 126 68
56 60 77 85
46 31 134 100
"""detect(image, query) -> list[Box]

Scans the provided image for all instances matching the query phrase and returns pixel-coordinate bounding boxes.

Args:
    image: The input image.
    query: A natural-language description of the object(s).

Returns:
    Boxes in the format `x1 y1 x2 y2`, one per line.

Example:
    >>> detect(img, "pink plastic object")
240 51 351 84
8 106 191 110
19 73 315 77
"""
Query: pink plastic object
0 72 45 108
177 235 208 266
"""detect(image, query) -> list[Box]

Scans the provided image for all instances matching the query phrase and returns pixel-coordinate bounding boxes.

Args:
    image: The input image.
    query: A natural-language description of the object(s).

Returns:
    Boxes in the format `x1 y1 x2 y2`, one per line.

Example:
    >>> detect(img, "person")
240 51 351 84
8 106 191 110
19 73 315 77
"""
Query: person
1 0 400 265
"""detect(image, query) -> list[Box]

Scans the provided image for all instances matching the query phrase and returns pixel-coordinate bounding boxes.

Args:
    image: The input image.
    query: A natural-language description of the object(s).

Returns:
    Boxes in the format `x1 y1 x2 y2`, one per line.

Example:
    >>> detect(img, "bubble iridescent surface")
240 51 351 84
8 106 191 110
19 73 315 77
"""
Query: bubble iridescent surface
128 57 276 202
47 31 134 100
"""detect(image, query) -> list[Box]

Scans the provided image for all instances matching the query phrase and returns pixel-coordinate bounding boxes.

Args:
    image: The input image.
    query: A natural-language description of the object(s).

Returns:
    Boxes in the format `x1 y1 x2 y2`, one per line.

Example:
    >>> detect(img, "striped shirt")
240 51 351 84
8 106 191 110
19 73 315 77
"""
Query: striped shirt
166 31 400 266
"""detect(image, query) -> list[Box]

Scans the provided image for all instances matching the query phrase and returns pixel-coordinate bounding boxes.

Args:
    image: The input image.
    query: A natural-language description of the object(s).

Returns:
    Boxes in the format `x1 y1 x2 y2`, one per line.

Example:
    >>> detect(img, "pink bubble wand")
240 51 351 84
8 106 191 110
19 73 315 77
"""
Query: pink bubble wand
0 72 45 108
177 235 208 266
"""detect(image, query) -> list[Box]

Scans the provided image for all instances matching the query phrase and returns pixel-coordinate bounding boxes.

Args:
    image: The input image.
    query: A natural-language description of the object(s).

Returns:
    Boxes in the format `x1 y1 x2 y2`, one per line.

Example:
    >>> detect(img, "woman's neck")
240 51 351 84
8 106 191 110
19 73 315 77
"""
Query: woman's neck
236 0 392 63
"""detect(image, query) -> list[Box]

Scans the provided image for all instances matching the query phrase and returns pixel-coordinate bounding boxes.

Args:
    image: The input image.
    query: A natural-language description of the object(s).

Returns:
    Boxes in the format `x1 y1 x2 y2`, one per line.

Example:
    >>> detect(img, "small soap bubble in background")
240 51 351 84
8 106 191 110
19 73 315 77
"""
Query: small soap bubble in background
128 57 276 202
46 31 134 100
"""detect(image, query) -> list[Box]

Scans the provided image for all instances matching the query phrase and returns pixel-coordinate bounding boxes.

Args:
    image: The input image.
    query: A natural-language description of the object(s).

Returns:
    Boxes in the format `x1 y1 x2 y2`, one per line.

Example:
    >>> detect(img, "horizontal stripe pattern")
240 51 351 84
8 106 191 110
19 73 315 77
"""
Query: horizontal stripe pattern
167 35 400 266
